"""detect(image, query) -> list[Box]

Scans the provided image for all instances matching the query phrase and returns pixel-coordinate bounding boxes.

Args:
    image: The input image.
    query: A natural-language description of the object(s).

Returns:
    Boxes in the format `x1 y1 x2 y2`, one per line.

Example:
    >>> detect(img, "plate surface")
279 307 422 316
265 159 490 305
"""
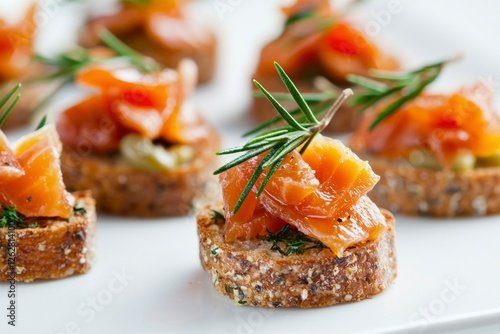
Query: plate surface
1 1 500 333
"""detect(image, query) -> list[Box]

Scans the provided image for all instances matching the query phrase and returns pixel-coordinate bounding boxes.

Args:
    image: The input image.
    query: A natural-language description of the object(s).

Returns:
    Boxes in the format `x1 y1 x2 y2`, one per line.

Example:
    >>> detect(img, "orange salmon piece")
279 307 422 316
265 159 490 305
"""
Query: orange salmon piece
0 125 74 218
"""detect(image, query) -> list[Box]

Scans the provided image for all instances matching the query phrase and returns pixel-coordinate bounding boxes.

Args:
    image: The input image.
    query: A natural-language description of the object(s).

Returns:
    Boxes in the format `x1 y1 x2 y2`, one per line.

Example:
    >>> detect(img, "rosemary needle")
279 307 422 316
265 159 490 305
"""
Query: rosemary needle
348 56 459 130
0 84 21 128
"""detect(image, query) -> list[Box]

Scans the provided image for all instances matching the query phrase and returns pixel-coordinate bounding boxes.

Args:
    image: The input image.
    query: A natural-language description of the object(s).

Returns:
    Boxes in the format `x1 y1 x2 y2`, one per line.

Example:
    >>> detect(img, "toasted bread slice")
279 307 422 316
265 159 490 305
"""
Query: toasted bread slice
357 153 500 217
197 201 397 308
0 191 96 282
251 75 360 134
60 122 220 217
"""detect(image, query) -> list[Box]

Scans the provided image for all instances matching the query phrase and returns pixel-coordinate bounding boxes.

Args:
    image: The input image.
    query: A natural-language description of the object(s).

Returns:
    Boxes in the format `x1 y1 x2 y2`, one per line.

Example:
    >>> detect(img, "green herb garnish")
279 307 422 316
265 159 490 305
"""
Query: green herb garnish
0 84 21 128
347 56 458 130
249 83 339 137
0 204 39 229
0 205 24 228
34 48 95 82
36 28 159 82
35 115 48 130
122 0 150 5
212 210 225 221
285 8 315 27
214 62 352 214
262 224 327 256
73 205 87 216
33 29 161 113
99 28 160 73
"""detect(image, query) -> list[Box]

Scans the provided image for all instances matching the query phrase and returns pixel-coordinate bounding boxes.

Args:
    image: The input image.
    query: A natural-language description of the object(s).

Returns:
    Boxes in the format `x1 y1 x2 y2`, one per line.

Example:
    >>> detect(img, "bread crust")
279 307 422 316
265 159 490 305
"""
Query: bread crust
355 152 500 217
251 75 360 134
60 121 221 217
0 191 96 282
197 201 397 308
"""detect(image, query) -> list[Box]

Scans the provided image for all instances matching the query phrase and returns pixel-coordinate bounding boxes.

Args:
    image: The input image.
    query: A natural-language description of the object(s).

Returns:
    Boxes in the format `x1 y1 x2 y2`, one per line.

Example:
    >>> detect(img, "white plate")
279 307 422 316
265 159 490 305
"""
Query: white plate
2 1 500 333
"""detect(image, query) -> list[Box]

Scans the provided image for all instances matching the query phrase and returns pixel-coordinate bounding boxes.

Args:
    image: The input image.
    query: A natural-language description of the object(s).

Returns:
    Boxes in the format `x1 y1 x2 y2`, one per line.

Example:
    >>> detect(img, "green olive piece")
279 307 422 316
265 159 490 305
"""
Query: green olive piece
476 152 500 168
408 150 475 172
119 134 193 172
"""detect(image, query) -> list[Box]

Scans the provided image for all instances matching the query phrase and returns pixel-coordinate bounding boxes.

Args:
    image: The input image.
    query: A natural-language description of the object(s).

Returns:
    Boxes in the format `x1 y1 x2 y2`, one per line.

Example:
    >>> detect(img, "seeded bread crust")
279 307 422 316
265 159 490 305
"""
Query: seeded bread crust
0 191 96 282
355 152 500 217
60 121 220 217
251 75 360 134
197 201 397 308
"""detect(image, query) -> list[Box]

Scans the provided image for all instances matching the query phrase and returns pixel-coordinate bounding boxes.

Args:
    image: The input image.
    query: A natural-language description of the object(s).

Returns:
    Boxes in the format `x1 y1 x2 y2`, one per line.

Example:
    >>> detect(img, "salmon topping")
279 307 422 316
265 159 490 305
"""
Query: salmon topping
0 5 37 81
351 83 500 167
84 0 209 51
0 125 74 219
256 0 398 81
220 135 384 256
56 59 200 153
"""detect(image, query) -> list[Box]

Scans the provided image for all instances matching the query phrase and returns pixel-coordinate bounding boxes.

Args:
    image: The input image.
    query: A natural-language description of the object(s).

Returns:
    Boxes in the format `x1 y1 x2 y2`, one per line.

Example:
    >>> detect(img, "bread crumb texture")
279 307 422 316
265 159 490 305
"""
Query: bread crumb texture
60 122 220 217
359 153 500 217
0 191 96 282
197 201 397 308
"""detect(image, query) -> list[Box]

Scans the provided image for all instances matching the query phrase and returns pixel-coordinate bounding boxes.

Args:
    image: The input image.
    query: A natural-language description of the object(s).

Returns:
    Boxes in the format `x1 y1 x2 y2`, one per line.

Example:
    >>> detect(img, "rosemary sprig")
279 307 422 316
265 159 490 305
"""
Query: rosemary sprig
34 48 94 82
347 56 458 130
253 90 337 104
36 28 159 83
214 62 352 214
32 29 161 113
99 28 160 73
285 8 315 27
0 84 21 128
261 224 327 256
248 90 338 137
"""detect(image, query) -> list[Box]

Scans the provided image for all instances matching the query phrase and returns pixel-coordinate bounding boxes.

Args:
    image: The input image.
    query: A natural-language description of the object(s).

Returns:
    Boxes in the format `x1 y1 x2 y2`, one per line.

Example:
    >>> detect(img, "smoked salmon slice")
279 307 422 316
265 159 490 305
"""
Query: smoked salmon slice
256 2 398 80
0 131 23 181
0 5 36 81
351 83 500 167
57 60 198 152
0 125 74 218
219 134 383 255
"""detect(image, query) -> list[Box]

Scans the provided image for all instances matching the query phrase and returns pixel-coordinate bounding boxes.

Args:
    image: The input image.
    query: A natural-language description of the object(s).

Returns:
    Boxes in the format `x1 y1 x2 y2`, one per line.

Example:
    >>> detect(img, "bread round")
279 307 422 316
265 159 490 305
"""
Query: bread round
0 191 96 282
197 201 397 308
251 75 360 134
60 122 220 217
356 152 500 217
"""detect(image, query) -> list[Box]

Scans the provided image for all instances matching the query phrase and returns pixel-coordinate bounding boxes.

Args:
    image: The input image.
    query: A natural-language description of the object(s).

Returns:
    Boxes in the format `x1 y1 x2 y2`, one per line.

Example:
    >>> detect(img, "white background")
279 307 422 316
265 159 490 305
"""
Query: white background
1 0 500 333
